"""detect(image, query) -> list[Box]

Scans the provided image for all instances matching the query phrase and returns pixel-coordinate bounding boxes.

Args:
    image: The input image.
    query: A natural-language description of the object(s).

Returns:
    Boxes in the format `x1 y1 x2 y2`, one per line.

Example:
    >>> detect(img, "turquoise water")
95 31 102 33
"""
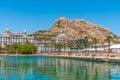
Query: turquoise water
0 56 120 80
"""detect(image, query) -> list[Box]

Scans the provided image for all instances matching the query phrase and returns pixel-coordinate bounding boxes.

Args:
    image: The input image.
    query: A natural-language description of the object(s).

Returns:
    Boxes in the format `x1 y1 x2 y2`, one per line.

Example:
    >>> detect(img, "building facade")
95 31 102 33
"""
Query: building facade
56 34 67 43
0 28 34 47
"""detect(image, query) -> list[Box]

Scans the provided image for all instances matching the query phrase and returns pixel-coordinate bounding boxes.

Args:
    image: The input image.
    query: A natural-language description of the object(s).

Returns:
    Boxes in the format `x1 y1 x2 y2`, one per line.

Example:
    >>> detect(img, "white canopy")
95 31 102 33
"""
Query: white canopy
83 48 104 51
107 44 120 49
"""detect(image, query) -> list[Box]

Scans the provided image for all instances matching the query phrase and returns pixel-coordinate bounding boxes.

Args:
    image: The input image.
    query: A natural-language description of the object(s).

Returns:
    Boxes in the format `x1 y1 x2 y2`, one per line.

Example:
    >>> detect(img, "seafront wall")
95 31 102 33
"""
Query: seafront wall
1 53 120 63
39 54 120 63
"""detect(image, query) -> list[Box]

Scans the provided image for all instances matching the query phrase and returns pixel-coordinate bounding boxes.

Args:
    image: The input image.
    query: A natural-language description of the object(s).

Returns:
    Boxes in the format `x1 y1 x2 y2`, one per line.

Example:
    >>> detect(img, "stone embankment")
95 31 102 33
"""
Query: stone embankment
1 53 120 63
39 53 120 63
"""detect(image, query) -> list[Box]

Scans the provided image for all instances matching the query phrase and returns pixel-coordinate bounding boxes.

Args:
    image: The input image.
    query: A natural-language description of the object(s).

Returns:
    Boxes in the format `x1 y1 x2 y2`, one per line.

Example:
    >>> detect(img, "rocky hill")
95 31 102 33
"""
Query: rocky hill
30 17 118 42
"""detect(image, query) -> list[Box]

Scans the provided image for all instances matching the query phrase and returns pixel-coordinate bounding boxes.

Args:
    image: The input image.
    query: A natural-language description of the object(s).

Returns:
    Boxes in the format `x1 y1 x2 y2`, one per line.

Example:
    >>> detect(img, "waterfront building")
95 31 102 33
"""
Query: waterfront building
0 28 34 47
56 33 67 43
35 42 48 53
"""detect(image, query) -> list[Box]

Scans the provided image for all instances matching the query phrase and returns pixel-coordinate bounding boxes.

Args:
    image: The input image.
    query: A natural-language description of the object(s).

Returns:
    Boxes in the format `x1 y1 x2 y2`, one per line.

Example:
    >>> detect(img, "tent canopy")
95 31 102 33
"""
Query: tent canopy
106 44 120 49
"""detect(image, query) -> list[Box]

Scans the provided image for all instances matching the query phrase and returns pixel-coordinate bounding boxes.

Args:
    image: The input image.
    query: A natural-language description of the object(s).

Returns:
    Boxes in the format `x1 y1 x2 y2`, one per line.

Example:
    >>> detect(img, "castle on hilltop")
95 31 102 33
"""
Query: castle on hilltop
0 28 34 47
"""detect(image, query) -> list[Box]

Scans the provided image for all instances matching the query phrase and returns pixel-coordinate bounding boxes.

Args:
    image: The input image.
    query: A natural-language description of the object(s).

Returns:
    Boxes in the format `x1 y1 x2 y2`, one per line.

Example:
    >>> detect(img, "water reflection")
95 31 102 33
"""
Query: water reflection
0 56 120 80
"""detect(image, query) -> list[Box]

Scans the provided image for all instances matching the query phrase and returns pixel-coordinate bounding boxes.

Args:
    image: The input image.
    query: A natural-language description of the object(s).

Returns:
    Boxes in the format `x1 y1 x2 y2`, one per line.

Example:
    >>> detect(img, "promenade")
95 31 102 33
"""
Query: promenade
1 52 120 63
36 52 120 63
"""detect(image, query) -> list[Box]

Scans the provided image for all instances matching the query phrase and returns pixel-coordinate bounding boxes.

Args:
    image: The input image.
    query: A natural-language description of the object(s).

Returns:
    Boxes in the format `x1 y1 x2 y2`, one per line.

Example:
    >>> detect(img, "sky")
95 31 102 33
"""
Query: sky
0 0 120 36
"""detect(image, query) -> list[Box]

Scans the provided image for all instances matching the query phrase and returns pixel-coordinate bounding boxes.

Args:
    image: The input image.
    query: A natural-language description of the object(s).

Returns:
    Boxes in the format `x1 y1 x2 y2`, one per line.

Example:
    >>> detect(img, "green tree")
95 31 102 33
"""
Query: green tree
30 44 37 54
50 43 53 53
0 46 3 53
67 41 73 48
84 36 88 49
67 41 73 53
75 40 84 50
92 38 99 53
104 35 113 53
63 42 67 53
17 43 37 54
3 42 37 54
44 43 50 53
3 44 10 54
54 42 57 52
55 42 63 54
9 43 19 54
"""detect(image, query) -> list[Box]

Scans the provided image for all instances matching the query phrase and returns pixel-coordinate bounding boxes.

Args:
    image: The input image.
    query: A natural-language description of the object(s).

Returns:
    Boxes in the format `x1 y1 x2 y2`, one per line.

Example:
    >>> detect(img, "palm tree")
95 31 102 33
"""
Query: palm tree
44 43 49 54
50 43 53 53
92 38 99 53
55 42 63 54
63 42 67 53
67 41 73 54
84 36 88 50
54 42 57 52
75 40 80 49
75 40 85 52
104 35 113 53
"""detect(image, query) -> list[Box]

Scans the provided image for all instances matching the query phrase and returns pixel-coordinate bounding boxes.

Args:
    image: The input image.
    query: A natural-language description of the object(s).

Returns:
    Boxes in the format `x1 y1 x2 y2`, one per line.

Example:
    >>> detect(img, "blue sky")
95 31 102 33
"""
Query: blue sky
0 0 120 36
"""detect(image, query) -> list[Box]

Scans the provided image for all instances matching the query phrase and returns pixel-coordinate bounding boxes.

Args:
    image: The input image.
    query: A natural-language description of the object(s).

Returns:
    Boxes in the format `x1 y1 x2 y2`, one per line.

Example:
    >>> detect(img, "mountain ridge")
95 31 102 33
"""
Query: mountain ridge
30 17 118 42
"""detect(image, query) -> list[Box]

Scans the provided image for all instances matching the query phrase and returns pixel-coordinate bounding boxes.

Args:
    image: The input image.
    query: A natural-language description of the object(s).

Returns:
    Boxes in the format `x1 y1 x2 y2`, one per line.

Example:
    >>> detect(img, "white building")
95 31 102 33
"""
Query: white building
0 28 34 47
56 34 67 43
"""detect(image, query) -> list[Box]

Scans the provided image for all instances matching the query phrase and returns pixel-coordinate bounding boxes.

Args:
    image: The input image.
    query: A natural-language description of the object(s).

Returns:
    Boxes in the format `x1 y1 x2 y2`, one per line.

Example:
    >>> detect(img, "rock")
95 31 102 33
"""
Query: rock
30 17 118 42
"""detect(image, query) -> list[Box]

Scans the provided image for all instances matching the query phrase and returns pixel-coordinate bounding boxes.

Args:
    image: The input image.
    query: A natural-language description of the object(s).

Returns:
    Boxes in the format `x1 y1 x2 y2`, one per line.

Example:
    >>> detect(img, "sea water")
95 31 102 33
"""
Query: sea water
0 56 119 80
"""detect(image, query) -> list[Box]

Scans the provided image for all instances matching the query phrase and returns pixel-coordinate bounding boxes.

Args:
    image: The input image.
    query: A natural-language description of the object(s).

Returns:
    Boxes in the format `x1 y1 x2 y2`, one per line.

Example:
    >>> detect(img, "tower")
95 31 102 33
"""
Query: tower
23 29 27 34
6 28 10 33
